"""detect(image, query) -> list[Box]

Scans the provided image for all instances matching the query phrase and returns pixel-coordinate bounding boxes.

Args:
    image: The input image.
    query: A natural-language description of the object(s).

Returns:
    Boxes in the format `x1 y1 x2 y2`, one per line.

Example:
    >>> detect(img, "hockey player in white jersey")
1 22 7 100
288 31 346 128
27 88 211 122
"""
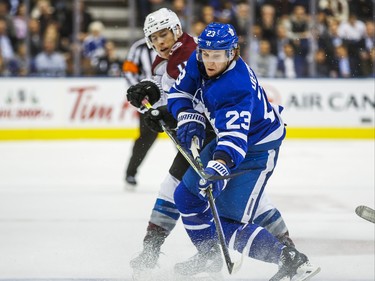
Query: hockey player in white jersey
167 22 320 280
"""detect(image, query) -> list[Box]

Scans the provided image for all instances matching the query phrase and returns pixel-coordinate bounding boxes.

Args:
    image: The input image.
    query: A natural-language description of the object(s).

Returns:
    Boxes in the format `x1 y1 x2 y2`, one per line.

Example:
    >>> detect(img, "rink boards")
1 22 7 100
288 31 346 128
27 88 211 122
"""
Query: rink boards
0 78 373 140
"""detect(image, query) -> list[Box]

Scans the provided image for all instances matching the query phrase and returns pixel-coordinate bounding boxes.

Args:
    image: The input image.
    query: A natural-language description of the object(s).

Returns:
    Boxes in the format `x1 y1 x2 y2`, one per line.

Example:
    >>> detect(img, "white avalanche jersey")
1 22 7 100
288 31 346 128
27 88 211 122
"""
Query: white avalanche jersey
150 32 197 109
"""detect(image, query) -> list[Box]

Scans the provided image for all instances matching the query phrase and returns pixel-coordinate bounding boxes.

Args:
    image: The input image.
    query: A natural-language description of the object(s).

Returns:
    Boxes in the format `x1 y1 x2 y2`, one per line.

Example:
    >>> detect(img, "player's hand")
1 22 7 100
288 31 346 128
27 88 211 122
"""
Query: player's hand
126 79 161 108
144 106 177 133
198 160 230 200
176 109 206 151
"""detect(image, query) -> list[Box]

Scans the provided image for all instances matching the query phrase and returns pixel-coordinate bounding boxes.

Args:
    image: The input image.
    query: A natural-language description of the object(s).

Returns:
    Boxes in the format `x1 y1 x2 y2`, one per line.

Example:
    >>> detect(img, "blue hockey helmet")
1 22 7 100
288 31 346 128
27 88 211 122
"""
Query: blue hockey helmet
197 22 238 62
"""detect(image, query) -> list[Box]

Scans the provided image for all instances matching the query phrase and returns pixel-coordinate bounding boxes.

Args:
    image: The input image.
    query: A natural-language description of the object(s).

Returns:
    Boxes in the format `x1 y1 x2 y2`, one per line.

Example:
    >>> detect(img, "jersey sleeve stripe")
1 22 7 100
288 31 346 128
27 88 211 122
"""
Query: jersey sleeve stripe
183 223 212 230
217 140 246 158
218 131 248 142
255 123 285 145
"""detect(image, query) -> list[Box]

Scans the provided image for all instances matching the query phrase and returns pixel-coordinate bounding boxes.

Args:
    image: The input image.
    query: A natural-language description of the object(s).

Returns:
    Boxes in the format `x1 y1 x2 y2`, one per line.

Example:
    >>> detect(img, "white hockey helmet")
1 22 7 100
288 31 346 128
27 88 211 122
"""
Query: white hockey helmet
143 8 182 49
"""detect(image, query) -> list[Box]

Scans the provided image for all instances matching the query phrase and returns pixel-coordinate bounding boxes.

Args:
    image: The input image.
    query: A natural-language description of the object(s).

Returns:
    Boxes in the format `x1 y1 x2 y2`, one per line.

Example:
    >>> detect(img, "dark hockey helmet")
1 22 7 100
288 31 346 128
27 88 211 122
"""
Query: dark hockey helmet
197 22 238 62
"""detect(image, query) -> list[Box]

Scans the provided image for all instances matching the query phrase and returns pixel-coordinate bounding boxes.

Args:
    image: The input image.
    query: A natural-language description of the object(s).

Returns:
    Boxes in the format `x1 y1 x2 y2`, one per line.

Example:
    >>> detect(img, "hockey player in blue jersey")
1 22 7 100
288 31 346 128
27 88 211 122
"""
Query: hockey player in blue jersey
166 23 320 280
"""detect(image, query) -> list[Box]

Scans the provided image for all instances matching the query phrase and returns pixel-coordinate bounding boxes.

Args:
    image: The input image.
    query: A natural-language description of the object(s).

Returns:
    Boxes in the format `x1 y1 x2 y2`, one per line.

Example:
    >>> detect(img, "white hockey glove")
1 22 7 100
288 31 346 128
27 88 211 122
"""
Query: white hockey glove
198 160 230 200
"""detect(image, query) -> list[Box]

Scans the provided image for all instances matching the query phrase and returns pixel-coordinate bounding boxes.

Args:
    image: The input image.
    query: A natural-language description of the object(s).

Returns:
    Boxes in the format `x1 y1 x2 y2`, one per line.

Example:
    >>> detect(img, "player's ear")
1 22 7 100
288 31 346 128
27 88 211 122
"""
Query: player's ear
175 25 183 38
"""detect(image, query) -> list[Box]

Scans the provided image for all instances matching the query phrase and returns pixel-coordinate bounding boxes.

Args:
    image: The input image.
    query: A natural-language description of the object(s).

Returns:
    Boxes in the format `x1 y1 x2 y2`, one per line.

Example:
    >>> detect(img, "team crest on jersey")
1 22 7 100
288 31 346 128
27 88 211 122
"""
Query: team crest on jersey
170 42 182 54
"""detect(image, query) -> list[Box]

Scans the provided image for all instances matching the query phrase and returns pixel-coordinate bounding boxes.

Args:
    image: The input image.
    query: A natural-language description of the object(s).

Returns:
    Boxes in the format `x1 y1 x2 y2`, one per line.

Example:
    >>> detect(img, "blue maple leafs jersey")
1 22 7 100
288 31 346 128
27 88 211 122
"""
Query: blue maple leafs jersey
168 51 286 169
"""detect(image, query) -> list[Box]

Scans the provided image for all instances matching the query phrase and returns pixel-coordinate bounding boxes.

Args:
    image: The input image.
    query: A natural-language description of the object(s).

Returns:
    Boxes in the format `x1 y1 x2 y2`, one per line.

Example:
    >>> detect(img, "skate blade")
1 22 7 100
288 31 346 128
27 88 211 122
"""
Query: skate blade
291 264 321 281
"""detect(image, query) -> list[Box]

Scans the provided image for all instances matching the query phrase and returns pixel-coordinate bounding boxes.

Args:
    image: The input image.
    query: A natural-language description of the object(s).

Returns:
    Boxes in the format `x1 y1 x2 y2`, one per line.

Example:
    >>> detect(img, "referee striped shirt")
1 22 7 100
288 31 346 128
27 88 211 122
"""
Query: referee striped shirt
122 38 156 86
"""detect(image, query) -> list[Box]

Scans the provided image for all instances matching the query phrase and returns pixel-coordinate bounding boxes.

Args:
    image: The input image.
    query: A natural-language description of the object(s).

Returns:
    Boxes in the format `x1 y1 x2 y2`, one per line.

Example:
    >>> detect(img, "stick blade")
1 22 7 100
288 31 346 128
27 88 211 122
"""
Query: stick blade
355 205 375 223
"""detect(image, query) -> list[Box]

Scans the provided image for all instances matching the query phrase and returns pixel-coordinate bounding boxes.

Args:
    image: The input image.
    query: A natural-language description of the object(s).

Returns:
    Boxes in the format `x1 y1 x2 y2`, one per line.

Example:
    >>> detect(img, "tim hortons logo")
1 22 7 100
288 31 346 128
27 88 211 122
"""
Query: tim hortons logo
69 86 138 121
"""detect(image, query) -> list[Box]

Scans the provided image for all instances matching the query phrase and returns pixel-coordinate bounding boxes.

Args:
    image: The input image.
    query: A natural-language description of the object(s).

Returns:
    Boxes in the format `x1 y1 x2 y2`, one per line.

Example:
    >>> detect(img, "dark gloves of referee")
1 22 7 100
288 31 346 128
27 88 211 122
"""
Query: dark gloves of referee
144 105 177 133
126 79 162 108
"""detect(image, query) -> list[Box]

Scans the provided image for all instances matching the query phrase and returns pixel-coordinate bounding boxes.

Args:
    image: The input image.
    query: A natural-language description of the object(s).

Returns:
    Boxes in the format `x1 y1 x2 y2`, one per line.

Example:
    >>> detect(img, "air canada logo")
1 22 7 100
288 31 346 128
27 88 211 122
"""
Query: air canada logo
0 89 52 120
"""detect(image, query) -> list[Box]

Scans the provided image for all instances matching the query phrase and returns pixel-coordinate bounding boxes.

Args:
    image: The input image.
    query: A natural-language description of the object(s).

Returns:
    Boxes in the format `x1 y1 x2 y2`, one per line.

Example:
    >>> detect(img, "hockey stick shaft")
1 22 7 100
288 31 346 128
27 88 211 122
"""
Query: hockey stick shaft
190 137 235 274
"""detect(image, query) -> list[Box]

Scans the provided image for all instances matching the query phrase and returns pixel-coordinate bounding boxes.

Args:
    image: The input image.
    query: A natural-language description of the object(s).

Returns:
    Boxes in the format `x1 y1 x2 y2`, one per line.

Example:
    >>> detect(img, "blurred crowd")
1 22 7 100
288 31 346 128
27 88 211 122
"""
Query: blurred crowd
0 0 374 78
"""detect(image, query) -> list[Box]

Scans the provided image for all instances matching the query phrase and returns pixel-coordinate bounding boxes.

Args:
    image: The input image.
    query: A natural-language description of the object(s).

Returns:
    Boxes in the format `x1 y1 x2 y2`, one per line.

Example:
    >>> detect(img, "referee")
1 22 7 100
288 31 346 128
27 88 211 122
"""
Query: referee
123 38 157 187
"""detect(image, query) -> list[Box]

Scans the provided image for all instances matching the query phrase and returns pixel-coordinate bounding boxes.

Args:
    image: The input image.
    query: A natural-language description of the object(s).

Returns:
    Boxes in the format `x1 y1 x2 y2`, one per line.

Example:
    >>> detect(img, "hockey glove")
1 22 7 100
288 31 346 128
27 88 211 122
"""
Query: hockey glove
144 105 177 133
198 160 230 201
177 109 206 151
126 79 162 108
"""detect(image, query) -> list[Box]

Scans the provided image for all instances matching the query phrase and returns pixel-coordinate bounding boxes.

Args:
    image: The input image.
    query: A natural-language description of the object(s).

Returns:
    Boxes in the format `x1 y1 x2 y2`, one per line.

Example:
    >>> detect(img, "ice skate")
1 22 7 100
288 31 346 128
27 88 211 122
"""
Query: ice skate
130 223 168 276
269 246 320 281
125 175 137 191
174 243 223 277
130 244 159 271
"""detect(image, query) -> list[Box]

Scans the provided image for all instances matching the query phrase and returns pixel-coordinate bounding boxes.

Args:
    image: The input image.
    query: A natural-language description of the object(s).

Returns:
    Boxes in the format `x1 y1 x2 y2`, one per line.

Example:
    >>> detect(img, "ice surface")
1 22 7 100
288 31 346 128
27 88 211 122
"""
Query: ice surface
0 139 373 281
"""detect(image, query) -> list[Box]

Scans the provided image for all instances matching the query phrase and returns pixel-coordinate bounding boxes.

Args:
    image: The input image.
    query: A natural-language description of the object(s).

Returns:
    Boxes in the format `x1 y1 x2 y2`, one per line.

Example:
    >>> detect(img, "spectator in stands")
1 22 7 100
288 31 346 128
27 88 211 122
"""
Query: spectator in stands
275 23 290 61
348 0 373 21
277 43 297 78
334 44 351 78
358 48 373 77
338 13 366 77
370 47 375 77
234 2 250 56
338 13 366 42
0 0 16 48
8 41 28 76
12 2 27 44
95 41 122 77
315 9 330 40
34 36 66 76
0 18 14 63
215 1 236 25
82 21 106 66
269 0 309 18
34 0 56 38
363 20 374 52
359 21 375 77
54 0 73 41
257 4 277 55
314 48 337 78
318 0 349 22
283 5 310 77
191 20 206 37
77 0 93 41
251 39 278 78
200 5 216 26
172 0 187 30
248 24 262 62
0 49 7 75
28 18 43 57
318 18 342 68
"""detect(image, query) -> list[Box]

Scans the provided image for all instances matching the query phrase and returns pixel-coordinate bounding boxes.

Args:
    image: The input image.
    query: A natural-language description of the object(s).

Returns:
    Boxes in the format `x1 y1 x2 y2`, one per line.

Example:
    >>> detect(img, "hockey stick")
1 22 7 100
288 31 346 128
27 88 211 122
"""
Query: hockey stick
355 205 375 224
190 137 243 275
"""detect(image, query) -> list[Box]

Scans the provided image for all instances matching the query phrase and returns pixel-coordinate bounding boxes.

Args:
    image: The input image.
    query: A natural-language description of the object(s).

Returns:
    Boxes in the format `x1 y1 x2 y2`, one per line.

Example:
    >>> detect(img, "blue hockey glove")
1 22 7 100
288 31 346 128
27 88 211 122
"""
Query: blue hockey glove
198 160 230 201
177 109 206 151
